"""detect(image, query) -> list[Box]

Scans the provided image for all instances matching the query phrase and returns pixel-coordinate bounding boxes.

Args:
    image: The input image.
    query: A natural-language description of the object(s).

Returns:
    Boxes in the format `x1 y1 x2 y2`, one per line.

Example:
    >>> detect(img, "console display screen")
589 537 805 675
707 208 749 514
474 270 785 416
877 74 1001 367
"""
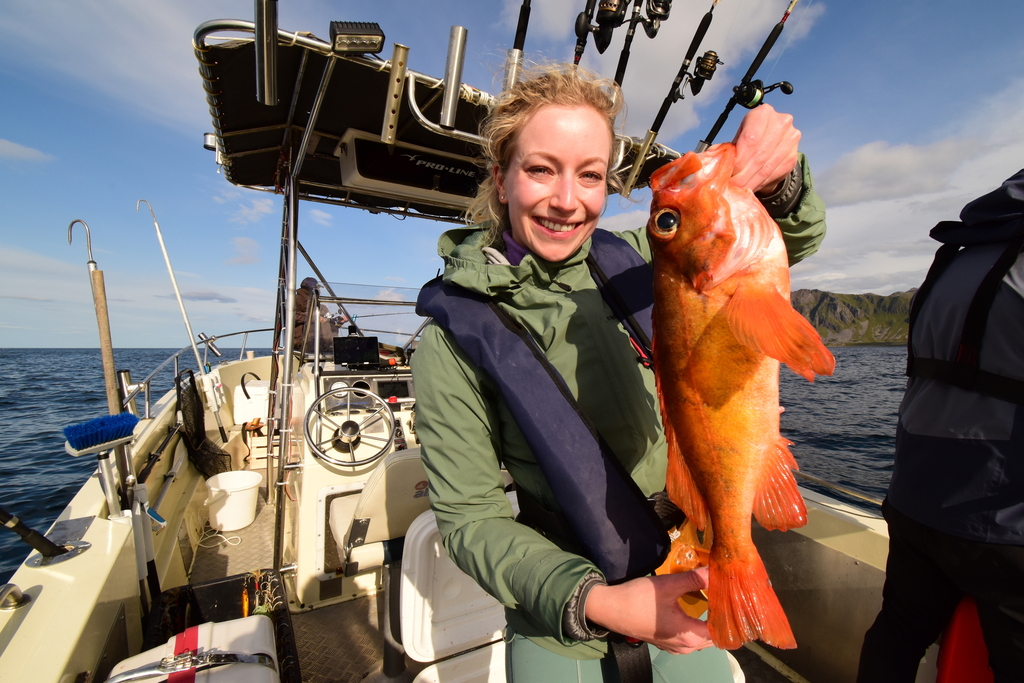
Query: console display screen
333 336 379 366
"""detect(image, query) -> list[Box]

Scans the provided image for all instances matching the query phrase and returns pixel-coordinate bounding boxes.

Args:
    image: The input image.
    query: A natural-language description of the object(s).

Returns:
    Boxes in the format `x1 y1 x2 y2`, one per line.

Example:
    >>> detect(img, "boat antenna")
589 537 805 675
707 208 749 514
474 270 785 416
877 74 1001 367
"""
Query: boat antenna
696 0 799 152
621 0 722 195
613 0 673 85
503 0 532 91
137 200 228 441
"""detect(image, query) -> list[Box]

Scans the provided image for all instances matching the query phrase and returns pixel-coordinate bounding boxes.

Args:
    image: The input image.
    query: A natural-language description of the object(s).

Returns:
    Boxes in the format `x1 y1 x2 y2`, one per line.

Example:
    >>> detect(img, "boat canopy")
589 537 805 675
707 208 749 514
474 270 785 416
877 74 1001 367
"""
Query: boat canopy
193 20 676 223
195 22 493 222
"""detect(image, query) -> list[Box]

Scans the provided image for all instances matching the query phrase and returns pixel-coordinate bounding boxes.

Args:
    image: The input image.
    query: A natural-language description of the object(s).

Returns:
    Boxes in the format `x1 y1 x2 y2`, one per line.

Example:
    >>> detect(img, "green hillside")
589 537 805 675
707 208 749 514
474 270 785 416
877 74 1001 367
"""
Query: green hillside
791 289 916 346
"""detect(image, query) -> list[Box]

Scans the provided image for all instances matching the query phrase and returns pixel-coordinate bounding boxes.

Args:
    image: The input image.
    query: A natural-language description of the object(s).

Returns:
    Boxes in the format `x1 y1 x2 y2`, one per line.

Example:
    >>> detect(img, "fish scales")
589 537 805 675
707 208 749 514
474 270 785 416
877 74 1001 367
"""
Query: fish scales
646 144 835 650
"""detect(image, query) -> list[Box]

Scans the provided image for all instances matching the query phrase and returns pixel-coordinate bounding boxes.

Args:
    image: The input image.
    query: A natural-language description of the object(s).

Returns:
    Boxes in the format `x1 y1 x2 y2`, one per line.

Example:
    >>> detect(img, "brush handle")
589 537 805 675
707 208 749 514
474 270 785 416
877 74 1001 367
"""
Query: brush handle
90 269 121 415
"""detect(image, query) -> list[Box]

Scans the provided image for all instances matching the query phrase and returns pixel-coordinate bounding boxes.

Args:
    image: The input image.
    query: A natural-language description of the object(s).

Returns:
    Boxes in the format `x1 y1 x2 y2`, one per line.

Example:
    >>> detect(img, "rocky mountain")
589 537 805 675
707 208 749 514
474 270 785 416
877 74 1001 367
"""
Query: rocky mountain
791 289 917 346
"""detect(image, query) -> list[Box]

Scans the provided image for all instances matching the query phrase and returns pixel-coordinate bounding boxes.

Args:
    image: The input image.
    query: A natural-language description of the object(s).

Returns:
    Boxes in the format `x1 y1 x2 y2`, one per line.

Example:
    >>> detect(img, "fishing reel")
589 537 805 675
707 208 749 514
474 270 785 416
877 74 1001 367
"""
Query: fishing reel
734 78 794 109
594 0 629 52
637 0 673 38
576 0 672 55
688 50 722 96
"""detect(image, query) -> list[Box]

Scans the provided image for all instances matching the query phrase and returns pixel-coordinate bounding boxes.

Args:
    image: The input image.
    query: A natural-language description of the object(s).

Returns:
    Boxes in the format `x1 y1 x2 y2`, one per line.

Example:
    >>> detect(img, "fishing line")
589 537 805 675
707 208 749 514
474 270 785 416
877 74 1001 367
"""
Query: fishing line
328 281 421 291
347 311 415 319
762 0 814 83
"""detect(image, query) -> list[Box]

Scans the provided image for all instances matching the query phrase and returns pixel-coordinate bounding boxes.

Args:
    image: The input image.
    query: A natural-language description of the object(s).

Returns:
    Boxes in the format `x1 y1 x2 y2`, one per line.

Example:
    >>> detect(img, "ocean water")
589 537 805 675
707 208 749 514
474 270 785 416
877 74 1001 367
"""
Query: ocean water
0 345 906 583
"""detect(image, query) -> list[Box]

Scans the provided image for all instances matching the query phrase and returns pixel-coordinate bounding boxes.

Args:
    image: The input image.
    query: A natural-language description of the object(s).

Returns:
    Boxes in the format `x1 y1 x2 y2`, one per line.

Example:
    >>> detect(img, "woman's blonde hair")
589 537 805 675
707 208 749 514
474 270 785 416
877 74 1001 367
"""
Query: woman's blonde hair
468 64 625 246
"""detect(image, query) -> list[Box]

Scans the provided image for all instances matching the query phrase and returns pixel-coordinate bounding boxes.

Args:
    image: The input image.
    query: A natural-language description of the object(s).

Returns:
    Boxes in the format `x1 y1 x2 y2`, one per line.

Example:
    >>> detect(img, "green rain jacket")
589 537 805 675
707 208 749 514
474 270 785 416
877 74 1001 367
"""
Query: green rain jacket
410 158 826 659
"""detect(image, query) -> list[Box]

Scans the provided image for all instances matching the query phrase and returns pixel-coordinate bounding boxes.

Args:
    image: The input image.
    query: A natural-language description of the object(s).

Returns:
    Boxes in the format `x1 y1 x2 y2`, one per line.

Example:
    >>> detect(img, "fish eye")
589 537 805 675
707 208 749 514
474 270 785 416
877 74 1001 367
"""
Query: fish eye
653 208 679 235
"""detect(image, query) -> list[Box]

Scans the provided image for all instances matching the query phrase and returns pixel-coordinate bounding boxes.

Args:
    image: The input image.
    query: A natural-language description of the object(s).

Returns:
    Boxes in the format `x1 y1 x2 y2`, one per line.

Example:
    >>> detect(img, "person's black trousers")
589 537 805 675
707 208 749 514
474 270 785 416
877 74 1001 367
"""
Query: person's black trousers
857 499 1024 683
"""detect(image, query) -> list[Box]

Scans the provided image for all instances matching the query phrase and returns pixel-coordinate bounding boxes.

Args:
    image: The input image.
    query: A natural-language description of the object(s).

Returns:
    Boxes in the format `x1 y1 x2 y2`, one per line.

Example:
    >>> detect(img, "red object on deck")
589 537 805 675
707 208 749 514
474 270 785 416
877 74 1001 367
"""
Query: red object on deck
936 596 993 683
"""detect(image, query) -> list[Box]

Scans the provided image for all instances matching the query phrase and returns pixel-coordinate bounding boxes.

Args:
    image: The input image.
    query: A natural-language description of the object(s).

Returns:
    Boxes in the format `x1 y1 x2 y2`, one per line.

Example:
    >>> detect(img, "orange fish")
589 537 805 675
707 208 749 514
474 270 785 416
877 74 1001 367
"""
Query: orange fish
646 143 835 650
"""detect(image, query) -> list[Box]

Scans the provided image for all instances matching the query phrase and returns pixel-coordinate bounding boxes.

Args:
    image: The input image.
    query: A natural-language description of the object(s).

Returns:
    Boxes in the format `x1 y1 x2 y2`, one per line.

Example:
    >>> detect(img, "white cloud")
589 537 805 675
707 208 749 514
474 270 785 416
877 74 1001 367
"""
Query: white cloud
793 79 1024 296
308 209 332 226
373 288 407 302
232 197 276 224
182 291 239 304
0 1 246 134
816 138 982 207
0 139 53 162
227 237 260 265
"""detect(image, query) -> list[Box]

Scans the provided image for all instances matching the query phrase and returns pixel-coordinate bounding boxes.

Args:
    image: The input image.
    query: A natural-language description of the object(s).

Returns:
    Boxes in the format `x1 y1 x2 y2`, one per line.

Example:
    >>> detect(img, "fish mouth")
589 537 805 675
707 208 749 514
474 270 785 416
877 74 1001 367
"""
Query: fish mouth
535 217 579 233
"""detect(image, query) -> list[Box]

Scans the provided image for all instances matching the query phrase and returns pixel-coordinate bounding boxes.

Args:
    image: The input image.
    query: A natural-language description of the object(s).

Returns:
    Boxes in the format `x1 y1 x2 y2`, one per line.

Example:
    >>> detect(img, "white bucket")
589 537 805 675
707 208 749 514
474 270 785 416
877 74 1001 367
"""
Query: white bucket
206 470 262 531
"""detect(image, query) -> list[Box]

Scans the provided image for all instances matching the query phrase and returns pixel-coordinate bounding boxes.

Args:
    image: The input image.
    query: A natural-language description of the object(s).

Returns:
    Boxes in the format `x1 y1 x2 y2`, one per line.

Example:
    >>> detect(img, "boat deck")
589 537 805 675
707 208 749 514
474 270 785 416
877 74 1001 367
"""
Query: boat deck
190 479 796 683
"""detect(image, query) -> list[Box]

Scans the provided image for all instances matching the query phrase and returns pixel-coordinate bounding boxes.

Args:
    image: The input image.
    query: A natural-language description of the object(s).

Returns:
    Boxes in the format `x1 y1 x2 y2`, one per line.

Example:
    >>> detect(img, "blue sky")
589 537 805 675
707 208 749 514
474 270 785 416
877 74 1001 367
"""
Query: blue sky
2 0 1022 348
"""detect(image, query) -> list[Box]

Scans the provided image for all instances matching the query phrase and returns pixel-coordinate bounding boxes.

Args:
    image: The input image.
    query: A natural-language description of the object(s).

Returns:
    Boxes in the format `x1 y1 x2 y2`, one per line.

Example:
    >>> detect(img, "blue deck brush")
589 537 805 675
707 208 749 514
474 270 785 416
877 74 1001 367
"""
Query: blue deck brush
63 413 140 455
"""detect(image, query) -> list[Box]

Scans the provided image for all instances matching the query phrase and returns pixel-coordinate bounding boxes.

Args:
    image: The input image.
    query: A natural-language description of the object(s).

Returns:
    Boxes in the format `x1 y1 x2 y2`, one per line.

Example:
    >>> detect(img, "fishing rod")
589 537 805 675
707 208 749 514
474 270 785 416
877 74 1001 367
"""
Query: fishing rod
621 0 722 195
503 0 531 91
696 0 799 152
573 0 598 65
613 0 673 85
138 199 229 442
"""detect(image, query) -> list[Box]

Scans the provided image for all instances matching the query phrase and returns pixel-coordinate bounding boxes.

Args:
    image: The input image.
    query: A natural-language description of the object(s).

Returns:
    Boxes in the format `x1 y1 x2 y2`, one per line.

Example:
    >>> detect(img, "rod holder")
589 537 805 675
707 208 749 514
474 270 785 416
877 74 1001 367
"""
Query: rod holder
439 26 468 130
502 48 523 92
381 44 410 144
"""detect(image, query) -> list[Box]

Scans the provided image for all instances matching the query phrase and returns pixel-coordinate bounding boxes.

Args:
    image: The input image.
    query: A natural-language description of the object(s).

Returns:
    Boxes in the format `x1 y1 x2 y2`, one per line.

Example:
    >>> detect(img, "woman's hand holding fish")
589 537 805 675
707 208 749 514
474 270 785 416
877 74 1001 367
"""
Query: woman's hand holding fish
730 103 801 195
584 567 715 654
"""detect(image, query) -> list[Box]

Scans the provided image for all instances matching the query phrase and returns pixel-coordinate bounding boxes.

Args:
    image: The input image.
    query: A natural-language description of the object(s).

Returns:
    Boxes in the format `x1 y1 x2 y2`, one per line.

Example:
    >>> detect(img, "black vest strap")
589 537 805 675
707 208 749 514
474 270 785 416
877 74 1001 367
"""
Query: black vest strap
907 234 1024 404
416 240 669 583
586 230 656 363
609 638 653 683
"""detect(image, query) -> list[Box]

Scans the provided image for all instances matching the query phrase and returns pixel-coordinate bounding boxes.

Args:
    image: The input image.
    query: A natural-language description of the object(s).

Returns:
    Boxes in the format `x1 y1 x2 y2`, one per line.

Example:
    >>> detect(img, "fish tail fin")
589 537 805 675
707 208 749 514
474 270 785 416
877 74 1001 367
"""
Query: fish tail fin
752 437 807 531
726 282 836 381
708 549 797 650
663 405 709 530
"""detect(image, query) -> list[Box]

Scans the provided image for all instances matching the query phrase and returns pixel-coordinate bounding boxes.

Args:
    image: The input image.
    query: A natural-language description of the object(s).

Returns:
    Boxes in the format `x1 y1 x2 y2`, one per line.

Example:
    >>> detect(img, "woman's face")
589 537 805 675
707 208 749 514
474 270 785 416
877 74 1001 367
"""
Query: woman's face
494 104 612 263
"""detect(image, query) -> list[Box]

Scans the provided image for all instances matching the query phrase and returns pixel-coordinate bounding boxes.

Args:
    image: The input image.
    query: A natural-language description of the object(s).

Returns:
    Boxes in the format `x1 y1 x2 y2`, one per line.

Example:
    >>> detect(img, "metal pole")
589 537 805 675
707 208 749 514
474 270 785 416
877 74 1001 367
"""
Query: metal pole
254 0 279 106
439 26 468 130
274 170 300 572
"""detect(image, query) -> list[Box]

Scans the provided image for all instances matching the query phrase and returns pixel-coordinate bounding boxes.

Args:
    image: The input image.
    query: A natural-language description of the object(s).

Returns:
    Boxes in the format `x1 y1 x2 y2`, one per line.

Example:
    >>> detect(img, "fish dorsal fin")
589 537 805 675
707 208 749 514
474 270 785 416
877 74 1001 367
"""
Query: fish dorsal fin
726 281 836 380
752 437 807 531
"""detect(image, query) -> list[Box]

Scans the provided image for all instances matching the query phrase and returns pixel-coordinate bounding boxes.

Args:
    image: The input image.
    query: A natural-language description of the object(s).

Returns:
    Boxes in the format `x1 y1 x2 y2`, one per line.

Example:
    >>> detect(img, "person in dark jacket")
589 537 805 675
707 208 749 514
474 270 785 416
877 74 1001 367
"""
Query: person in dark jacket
294 277 339 355
857 170 1024 683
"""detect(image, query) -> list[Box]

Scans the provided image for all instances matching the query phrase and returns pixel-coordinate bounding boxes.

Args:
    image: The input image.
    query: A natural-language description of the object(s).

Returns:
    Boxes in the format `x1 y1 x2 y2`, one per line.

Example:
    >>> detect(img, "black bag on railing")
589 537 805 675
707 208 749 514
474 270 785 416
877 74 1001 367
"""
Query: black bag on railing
175 369 232 479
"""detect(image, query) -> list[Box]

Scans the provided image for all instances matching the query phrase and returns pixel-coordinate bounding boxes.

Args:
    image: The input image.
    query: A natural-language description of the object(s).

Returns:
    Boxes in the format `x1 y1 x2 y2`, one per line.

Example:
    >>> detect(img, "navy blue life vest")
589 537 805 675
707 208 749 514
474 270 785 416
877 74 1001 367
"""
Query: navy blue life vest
416 229 668 583
905 236 1024 404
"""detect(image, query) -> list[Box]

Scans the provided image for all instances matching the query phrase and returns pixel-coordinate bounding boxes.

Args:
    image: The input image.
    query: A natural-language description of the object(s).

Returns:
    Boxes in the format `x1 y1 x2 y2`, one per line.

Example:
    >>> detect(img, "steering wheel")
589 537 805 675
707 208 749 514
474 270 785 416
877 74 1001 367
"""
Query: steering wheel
304 386 396 467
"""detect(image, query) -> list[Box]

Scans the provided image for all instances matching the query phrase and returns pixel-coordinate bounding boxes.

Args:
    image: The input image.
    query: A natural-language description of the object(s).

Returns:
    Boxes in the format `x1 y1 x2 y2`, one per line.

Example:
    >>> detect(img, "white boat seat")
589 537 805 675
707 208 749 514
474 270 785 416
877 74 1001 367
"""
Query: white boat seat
328 448 431 576
399 494 518 668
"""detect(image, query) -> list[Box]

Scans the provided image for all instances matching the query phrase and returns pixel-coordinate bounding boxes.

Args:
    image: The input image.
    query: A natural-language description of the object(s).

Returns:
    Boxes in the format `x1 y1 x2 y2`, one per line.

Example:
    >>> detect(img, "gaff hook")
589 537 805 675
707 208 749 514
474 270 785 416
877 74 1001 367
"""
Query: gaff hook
67 219 97 271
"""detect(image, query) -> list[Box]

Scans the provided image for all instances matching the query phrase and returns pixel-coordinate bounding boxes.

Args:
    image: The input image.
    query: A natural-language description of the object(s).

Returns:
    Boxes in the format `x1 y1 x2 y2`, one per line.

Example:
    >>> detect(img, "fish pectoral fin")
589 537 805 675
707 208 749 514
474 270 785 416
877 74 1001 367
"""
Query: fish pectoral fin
725 282 836 381
752 437 807 531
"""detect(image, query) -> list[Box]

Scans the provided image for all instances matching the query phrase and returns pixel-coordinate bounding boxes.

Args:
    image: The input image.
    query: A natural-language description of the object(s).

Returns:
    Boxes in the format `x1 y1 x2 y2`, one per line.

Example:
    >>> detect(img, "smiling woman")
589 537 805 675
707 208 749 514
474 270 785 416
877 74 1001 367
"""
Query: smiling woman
495 104 611 262
468 65 624 254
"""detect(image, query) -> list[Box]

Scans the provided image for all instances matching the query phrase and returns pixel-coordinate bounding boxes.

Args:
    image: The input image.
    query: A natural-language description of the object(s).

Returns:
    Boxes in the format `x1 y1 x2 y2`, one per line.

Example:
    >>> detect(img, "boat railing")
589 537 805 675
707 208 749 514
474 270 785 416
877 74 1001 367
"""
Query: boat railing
793 470 884 509
120 328 273 418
